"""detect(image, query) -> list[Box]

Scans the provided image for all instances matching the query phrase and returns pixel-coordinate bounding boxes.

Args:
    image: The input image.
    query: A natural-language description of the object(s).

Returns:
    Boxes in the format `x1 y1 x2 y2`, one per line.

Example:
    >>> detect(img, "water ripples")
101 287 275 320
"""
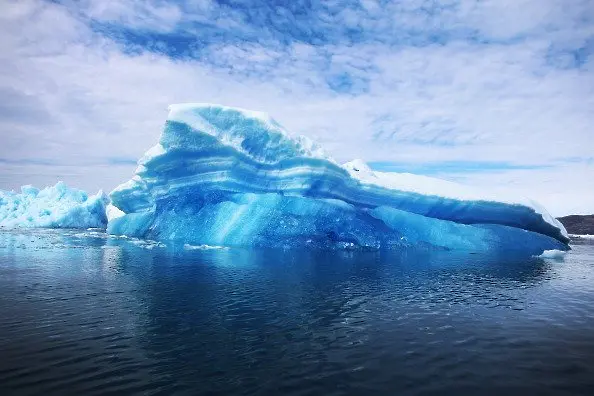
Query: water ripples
1 230 594 395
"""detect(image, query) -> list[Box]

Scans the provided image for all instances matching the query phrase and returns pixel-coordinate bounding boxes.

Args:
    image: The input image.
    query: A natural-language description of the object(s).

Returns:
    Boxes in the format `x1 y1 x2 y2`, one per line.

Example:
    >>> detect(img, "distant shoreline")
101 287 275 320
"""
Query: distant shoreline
557 215 594 235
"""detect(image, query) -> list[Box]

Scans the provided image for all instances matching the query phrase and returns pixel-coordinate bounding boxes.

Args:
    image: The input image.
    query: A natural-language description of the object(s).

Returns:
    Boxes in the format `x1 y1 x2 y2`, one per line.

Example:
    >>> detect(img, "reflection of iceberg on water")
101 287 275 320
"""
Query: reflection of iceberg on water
104 103 569 255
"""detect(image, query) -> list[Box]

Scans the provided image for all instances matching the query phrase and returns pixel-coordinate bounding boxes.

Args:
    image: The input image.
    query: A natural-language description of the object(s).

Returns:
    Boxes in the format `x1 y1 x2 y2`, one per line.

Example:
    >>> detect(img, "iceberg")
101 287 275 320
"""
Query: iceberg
107 103 570 254
0 182 109 229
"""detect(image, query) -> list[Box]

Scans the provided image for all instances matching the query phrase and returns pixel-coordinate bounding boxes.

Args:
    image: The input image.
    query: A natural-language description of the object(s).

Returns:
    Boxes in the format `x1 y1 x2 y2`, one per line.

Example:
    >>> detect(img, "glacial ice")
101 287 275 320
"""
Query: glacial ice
0 182 109 229
536 249 567 260
107 103 569 254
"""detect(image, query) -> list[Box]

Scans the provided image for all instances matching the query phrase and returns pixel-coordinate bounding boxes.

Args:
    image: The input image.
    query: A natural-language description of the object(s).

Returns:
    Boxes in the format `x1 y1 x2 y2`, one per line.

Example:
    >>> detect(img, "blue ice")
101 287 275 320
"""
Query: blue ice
107 104 569 255
0 182 108 229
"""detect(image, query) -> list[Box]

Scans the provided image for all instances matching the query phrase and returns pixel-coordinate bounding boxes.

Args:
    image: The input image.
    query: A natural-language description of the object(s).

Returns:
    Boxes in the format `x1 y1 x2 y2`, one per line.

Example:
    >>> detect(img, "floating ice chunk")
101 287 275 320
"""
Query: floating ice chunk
570 234 594 240
183 243 228 250
127 238 165 249
0 182 108 229
536 249 567 259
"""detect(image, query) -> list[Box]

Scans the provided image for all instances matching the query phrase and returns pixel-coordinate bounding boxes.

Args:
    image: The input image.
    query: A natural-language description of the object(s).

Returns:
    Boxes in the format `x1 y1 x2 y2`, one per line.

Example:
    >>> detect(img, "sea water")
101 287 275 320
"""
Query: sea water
1 229 593 395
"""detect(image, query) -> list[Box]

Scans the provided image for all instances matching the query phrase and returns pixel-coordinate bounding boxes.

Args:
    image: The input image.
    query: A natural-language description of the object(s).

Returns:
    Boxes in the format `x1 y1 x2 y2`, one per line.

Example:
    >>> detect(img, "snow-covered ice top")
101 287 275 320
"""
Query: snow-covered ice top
0 182 109 229
342 159 567 240
167 103 329 162
108 103 569 250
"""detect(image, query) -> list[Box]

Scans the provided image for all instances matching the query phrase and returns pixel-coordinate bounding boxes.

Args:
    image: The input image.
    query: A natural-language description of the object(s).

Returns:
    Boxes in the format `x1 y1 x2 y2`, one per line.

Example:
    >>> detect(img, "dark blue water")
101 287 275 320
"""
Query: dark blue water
1 229 594 395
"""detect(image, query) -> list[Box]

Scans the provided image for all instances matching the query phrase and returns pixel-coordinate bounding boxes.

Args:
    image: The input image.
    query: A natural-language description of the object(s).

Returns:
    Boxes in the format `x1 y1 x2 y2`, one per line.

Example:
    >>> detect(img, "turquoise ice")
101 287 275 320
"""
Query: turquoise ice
0 182 108 229
107 104 569 255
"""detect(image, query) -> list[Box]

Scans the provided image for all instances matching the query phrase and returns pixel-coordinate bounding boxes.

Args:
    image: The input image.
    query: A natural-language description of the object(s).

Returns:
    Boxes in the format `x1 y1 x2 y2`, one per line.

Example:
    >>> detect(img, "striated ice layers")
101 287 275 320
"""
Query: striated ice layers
0 182 109 229
107 104 569 254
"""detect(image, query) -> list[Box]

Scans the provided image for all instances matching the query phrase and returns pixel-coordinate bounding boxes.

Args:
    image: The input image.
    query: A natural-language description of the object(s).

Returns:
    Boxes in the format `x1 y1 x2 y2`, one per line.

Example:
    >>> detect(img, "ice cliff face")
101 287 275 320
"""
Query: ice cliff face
107 103 569 254
0 182 108 229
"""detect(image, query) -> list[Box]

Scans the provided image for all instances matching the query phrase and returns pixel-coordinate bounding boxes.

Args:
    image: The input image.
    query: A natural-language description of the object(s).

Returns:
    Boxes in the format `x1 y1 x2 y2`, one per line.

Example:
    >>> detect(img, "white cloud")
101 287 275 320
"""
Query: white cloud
447 163 594 216
0 0 592 216
81 0 184 32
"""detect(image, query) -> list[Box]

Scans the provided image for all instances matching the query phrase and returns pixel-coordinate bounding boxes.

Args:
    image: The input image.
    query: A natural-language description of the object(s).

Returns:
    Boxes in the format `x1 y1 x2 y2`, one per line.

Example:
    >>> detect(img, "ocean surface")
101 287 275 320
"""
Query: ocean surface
1 229 594 396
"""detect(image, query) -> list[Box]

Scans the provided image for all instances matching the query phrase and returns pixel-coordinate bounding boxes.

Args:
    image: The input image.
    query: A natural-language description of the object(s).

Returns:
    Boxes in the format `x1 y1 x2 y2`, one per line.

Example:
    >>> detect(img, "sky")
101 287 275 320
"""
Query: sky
0 0 593 216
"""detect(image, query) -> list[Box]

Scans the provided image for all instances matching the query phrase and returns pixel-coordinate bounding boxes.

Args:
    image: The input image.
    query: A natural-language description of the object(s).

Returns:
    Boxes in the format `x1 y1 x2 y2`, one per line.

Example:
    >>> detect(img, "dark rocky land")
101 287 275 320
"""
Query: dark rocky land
557 214 594 235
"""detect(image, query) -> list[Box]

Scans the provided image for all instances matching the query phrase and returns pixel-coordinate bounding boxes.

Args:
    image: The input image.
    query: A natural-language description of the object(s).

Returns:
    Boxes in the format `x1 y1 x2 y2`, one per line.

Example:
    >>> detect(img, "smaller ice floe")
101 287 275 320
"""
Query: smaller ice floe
535 249 567 259
0 182 108 229
183 243 228 250
108 234 131 239
127 238 166 249
71 231 109 239
570 234 594 240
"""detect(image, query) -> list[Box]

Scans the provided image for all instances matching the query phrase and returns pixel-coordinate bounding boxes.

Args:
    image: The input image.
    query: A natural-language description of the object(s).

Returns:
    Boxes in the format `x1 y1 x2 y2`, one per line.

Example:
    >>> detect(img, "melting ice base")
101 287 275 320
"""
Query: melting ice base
0 182 108 229
107 104 569 255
